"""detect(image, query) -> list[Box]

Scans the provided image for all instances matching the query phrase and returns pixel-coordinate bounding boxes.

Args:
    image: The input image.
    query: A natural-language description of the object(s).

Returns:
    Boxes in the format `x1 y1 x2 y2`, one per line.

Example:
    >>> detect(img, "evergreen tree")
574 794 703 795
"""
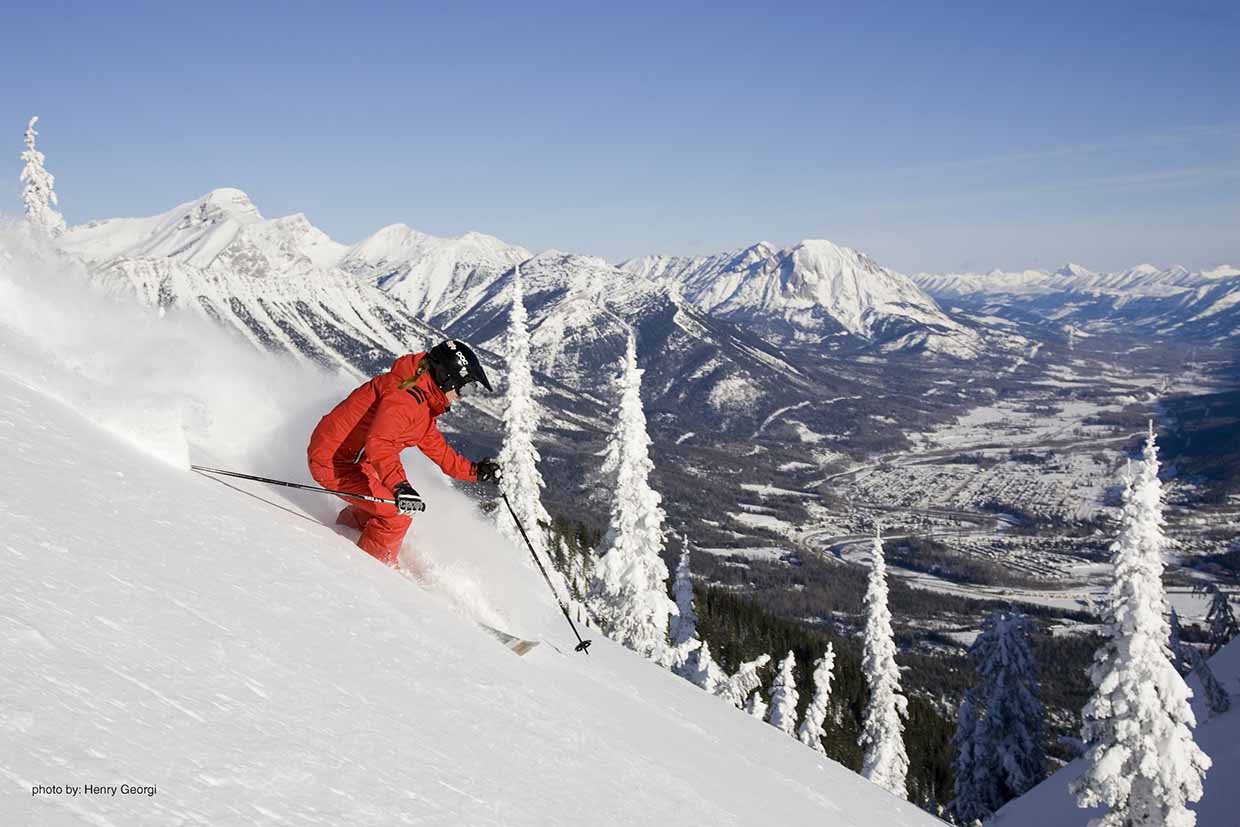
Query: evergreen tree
20 116 66 236
496 265 563 593
563 540 592 604
797 643 835 753
670 540 698 648
1206 589 1239 656
589 335 676 659
767 651 800 737
716 653 771 708
952 689 984 826
859 529 909 798
970 609 1045 811
547 517 595 604
744 687 768 721
682 640 724 694
1072 428 1211 827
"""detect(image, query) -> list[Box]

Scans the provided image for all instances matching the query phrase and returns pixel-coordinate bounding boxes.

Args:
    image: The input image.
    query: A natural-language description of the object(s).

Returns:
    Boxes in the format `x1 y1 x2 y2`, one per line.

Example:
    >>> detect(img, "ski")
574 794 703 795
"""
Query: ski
476 623 540 656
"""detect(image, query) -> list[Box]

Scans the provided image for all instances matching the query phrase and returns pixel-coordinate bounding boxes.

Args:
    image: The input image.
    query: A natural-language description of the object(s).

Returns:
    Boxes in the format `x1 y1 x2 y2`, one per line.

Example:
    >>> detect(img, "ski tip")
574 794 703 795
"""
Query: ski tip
476 622 540 656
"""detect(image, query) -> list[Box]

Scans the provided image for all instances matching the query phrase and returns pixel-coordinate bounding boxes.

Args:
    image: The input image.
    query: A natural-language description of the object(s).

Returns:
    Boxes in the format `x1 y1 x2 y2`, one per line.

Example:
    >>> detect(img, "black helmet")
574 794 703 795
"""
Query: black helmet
425 340 493 395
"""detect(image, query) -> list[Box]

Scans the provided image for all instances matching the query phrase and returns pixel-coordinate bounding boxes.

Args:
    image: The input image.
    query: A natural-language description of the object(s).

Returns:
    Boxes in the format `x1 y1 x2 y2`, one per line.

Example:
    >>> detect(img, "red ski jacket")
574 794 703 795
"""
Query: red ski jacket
307 353 478 492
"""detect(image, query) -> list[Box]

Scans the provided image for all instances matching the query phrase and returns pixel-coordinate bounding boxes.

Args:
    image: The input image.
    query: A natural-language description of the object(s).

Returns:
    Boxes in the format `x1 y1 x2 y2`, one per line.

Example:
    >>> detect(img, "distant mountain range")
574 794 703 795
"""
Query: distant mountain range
55 188 1240 425
912 262 1240 340
59 188 987 373
45 186 1240 541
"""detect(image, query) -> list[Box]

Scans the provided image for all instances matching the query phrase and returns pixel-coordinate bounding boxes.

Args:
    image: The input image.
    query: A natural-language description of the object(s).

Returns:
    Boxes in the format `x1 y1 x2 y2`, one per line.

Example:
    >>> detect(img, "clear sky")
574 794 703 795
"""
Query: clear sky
3 0 1237 273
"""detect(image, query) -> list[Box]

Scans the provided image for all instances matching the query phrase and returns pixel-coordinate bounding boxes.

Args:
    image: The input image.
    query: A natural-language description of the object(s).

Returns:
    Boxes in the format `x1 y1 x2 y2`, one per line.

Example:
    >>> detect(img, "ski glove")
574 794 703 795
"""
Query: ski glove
476 458 503 485
393 482 426 515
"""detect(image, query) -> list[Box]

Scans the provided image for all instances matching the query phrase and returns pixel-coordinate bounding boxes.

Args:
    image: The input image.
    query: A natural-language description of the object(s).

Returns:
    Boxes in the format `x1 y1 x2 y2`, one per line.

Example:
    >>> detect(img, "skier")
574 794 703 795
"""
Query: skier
307 340 503 566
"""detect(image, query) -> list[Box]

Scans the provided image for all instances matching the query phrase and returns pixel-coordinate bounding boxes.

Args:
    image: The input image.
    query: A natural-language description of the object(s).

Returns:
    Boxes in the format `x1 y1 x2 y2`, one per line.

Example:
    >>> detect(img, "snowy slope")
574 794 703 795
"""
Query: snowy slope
0 232 941 826
622 239 981 358
991 638 1240 827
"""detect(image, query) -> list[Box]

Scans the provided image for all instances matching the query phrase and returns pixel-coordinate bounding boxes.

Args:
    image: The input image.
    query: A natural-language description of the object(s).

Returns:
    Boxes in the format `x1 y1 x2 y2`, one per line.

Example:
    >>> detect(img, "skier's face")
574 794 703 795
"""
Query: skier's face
455 380 484 400
444 388 460 404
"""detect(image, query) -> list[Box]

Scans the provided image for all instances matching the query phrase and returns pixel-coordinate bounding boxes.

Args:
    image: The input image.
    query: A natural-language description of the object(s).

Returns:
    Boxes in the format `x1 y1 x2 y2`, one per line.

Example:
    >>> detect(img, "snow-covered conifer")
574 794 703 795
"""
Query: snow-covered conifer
716 653 772 708
495 265 561 588
589 335 676 659
20 117 66 236
670 540 698 648
682 640 724 693
1206 589 1239 656
971 609 1045 810
858 528 909 798
952 689 984 826
744 687 768 721
1072 428 1211 827
797 644 835 753
767 651 800 737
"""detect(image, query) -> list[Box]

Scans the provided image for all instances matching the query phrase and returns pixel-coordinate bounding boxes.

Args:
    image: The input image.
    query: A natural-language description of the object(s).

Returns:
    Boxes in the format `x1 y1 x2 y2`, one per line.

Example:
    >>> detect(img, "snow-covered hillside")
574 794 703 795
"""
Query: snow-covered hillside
0 230 942 826
991 638 1240 827
622 239 981 358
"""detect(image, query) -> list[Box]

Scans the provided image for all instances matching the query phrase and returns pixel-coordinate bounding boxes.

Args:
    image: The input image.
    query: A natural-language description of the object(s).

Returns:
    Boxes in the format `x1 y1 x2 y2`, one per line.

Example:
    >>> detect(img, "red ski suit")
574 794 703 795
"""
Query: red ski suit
307 353 477 565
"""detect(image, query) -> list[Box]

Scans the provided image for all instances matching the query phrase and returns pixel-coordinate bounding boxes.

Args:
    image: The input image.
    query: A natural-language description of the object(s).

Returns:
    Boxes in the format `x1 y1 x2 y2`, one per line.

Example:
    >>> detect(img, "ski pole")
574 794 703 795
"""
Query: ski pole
500 492 592 655
190 465 397 505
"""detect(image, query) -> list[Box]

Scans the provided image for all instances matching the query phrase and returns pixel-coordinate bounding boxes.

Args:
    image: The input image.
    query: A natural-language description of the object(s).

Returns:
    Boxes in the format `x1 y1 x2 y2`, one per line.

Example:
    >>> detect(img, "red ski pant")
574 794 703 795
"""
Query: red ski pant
311 461 411 567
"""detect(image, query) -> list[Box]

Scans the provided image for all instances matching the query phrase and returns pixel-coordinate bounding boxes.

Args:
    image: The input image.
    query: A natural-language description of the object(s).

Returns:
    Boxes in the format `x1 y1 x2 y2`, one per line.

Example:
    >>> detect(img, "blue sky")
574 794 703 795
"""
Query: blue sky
3 0 1237 273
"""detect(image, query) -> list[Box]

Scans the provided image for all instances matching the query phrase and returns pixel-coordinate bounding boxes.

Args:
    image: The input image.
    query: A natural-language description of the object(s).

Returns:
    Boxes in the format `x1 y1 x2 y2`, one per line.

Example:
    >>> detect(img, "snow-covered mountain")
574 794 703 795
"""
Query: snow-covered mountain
991 637 1239 827
912 262 1240 340
914 262 1233 300
338 223 530 327
622 239 982 359
58 188 449 378
61 187 348 270
0 233 941 827
444 250 816 429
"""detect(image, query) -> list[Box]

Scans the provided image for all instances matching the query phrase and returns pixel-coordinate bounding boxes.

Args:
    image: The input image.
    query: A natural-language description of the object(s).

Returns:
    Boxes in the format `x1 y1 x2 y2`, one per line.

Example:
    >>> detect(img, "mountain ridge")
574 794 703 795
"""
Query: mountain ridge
621 239 981 358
